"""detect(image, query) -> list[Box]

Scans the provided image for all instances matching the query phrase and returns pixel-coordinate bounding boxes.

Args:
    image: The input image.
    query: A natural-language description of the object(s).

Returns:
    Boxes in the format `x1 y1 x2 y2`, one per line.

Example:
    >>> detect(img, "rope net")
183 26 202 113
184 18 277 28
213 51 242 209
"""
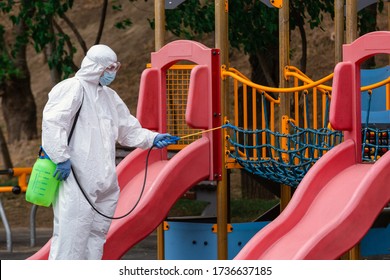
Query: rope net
362 127 390 161
226 122 390 187
225 122 343 187
361 92 390 161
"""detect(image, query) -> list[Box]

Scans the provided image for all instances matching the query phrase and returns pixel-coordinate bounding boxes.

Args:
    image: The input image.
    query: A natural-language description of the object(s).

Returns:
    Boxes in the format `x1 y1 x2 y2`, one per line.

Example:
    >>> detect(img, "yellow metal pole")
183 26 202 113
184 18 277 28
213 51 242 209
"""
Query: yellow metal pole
334 0 344 64
215 0 229 260
155 0 165 260
386 83 390 110
279 0 291 211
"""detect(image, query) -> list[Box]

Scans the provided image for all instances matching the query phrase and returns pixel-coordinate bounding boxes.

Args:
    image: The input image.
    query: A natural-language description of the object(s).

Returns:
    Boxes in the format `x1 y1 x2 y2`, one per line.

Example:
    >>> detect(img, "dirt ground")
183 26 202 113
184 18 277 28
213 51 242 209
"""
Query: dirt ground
1 2 389 232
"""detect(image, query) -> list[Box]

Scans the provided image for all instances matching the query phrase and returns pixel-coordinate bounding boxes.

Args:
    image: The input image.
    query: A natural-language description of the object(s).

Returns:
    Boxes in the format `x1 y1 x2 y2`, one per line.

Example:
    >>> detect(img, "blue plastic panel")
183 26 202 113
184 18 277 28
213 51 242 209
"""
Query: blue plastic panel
164 221 269 260
164 221 390 259
361 224 390 257
361 66 390 112
227 222 269 259
164 222 217 260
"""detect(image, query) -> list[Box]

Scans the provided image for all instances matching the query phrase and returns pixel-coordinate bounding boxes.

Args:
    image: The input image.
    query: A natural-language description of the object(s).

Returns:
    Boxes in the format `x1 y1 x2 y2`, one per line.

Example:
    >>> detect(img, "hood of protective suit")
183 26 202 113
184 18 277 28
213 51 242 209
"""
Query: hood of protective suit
75 44 117 85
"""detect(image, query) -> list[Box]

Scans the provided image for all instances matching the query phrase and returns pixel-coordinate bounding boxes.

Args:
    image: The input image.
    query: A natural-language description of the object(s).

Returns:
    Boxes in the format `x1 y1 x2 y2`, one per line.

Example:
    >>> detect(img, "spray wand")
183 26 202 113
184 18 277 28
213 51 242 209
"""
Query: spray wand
164 124 227 145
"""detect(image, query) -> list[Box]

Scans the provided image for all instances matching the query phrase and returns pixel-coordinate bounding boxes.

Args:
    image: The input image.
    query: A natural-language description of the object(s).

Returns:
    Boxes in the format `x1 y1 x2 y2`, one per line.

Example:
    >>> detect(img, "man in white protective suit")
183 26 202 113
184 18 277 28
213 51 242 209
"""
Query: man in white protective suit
41 44 173 259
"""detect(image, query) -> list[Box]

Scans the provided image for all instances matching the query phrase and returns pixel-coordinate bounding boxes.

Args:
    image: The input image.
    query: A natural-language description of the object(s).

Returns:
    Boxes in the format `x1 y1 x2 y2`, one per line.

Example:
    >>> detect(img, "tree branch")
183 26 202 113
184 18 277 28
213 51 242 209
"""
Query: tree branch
59 13 88 55
95 0 108 45
52 19 79 72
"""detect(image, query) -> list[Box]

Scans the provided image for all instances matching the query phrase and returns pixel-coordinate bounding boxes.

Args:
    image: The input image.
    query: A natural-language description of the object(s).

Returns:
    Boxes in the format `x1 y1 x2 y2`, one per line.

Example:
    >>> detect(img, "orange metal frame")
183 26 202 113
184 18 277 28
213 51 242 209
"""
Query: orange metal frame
0 167 32 193
221 65 390 168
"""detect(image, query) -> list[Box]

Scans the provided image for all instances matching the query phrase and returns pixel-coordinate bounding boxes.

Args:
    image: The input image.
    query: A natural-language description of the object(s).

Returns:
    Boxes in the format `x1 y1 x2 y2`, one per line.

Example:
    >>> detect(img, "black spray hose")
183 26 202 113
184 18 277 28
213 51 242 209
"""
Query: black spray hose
72 145 154 220
71 125 226 220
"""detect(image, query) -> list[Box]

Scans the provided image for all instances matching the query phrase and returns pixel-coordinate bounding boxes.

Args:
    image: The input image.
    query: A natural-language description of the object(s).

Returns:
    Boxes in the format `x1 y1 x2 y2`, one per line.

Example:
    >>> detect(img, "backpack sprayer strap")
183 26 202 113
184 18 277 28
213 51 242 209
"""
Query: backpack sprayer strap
68 93 84 145
66 91 134 220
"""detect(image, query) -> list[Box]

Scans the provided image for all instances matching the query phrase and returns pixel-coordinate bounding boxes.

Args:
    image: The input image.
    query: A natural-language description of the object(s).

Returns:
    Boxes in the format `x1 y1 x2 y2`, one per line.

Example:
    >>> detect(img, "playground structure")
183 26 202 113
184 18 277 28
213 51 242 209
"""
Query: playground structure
1 0 390 259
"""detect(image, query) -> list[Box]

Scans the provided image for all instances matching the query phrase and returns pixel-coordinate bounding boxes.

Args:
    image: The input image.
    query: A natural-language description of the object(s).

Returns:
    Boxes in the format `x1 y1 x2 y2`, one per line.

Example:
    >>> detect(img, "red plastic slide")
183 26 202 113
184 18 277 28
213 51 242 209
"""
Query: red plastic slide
234 139 390 259
102 137 210 259
28 137 210 260
28 40 221 260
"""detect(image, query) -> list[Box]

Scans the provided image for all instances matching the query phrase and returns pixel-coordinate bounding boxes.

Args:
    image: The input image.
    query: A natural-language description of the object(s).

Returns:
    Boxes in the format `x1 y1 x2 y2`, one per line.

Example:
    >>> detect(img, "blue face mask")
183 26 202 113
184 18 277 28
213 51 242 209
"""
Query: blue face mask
99 71 116 86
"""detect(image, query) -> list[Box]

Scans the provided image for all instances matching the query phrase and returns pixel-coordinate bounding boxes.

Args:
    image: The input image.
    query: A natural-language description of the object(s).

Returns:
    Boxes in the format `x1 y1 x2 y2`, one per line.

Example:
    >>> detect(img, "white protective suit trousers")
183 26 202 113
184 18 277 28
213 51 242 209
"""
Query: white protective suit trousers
49 173 119 260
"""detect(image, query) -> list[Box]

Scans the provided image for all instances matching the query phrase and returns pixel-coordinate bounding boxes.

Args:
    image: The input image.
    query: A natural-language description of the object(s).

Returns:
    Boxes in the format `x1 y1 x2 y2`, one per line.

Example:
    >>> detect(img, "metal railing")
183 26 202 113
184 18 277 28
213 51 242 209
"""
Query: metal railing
0 167 36 252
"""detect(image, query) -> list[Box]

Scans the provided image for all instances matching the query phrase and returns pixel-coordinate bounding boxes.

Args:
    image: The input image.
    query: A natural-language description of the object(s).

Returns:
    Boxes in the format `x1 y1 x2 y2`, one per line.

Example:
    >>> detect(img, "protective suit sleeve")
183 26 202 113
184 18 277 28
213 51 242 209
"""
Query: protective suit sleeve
113 93 158 149
41 78 84 164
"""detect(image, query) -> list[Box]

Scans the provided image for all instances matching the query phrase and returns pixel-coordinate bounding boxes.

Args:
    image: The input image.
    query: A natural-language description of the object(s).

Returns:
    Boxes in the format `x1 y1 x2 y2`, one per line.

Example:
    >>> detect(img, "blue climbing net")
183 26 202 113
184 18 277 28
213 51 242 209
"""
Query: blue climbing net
361 92 390 161
225 91 390 187
225 122 344 187
362 127 390 161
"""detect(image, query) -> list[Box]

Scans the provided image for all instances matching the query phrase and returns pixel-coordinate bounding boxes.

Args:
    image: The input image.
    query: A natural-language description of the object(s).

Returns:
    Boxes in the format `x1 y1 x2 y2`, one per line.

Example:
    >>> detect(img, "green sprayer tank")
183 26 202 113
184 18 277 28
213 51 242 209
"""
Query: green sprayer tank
26 158 60 207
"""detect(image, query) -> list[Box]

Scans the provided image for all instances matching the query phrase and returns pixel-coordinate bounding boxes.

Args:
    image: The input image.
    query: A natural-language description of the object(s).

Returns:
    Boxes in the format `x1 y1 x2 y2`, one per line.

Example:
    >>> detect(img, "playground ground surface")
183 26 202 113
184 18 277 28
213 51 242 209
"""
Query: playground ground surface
0 227 157 260
1 227 390 260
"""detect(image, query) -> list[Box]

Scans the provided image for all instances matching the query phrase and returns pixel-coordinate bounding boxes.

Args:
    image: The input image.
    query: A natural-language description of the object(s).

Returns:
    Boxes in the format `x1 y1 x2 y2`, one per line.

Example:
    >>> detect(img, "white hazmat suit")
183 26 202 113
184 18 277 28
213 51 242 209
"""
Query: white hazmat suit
42 45 159 259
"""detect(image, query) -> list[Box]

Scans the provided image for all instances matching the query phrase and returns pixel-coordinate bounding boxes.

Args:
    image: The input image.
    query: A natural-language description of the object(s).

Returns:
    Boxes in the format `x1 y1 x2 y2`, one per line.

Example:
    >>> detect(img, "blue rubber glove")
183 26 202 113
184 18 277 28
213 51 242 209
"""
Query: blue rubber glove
53 159 71 181
153 133 179 149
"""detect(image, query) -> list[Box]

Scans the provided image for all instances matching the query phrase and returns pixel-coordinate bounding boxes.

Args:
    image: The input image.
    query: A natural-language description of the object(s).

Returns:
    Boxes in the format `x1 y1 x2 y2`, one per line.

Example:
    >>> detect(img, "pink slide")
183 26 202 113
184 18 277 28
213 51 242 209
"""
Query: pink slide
235 31 390 260
28 40 221 260
27 137 210 260
234 139 390 259
102 138 210 259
